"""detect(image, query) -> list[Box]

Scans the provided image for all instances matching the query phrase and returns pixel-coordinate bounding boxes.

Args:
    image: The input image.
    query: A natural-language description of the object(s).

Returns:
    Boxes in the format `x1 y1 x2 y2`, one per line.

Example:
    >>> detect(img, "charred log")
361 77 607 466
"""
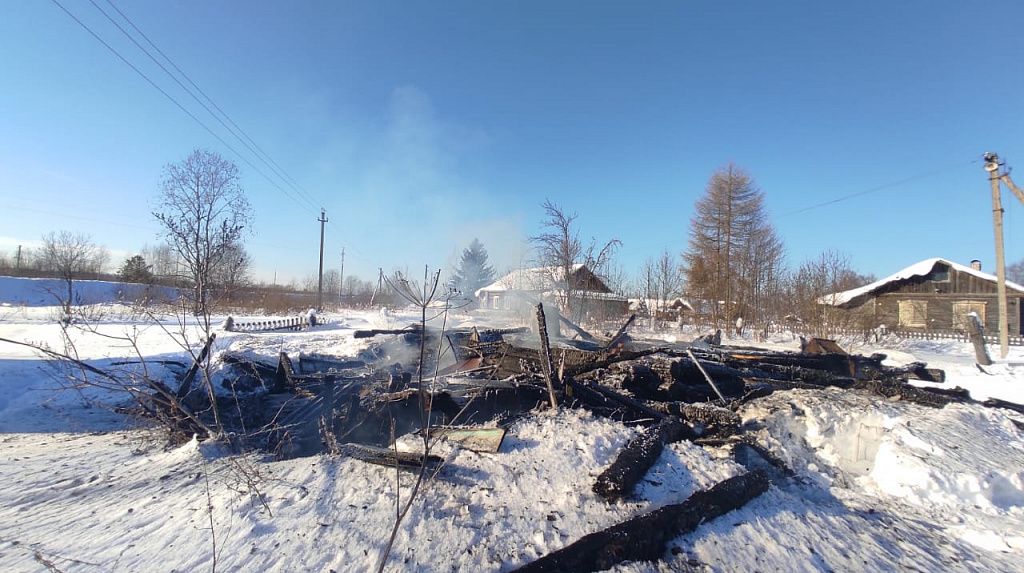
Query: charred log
512 471 770 573
647 402 742 437
593 417 696 501
851 379 953 408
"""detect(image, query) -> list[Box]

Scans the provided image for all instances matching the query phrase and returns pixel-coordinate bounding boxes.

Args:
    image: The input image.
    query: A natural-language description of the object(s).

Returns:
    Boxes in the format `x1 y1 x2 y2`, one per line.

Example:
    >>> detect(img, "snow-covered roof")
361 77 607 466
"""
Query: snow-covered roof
474 264 586 297
820 258 1024 307
628 297 693 312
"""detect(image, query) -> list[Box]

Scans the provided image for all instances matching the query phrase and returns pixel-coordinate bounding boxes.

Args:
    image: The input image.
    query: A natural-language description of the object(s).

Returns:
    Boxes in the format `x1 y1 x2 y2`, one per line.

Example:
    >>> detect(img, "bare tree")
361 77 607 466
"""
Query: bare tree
40 231 100 317
1008 258 1024 285
654 249 684 312
153 149 253 320
140 243 178 281
322 269 341 298
210 242 251 303
787 249 873 335
530 199 621 321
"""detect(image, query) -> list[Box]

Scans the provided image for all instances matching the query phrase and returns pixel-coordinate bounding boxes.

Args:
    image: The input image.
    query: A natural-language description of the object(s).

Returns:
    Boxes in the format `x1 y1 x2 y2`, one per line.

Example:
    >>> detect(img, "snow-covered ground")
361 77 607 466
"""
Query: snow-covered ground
0 276 179 308
1 303 1023 572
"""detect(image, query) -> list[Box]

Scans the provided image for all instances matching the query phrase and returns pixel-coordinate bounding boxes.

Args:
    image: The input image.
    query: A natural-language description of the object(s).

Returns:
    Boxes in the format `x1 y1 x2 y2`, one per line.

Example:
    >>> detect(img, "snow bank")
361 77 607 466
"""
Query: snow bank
748 389 1024 553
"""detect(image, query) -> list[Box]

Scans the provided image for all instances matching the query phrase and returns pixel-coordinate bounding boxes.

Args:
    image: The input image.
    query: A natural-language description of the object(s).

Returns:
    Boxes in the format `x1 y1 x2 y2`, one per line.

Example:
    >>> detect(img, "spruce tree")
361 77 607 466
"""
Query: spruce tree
119 255 154 284
454 238 496 296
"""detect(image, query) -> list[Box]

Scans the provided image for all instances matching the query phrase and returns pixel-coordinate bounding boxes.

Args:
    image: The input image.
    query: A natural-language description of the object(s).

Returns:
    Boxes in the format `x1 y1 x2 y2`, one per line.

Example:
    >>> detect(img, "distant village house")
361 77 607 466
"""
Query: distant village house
821 258 1024 335
475 264 628 320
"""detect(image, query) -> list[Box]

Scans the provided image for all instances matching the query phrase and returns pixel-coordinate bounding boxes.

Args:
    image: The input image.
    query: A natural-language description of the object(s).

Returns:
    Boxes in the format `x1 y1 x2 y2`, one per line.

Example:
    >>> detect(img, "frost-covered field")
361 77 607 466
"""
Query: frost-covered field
1 300 1023 572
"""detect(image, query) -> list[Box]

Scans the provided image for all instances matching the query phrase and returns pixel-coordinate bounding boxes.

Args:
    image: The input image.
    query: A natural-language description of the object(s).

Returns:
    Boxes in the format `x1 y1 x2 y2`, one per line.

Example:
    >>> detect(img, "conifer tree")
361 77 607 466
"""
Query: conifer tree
683 163 784 323
453 238 496 296
119 255 154 284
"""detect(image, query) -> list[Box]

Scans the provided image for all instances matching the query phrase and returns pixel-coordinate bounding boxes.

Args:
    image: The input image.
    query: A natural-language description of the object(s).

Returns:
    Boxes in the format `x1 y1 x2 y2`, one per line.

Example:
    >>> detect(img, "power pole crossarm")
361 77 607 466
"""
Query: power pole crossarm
1000 173 1024 206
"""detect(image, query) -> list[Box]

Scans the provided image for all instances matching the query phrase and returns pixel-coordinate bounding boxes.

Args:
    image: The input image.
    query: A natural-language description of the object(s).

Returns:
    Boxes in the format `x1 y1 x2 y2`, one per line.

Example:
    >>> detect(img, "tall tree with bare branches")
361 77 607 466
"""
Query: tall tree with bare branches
683 164 784 323
530 199 621 321
40 231 101 317
153 149 252 320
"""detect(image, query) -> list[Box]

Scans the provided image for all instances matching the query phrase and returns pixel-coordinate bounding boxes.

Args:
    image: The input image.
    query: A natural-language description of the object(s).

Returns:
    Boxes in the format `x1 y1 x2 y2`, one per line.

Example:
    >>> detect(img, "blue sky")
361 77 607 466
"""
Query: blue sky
2 0 1022 286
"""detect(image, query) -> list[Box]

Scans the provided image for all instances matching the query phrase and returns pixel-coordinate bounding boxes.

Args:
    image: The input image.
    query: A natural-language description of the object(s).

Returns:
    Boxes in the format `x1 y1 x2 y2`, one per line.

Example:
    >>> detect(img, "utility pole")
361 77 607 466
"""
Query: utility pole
317 209 328 311
983 152 1024 358
15 245 22 270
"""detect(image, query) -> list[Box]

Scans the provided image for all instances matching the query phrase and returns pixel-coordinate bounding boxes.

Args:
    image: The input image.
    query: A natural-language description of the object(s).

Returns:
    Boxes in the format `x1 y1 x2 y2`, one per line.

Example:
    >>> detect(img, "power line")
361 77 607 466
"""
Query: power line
97 0 323 211
779 158 980 217
48 0 318 215
5 203 159 231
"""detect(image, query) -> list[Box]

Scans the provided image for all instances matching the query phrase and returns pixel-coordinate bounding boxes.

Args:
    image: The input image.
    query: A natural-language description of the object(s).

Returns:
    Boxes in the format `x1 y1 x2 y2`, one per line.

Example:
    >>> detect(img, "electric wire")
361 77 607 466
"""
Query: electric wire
780 158 981 217
98 0 322 211
48 0 318 215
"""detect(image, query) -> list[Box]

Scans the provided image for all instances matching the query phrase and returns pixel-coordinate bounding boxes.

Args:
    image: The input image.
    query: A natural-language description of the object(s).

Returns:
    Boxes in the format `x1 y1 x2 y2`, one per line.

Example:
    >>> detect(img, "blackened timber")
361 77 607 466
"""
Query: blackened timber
647 402 742 436
982 397 1024 414
558 312 597 342
353 325 423 338
593 417 695 501
851 379 953 408
340 443 443 471
176 334 216 399
273 352 298 393
605 314 636 350
567 378 666 421
511 471 770 573
535 303 560 408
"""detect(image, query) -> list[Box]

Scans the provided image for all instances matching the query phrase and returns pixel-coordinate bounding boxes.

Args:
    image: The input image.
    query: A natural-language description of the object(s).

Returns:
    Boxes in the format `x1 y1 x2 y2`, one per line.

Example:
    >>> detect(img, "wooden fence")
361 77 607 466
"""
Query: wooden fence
663 318 1024 347
224 315 313 333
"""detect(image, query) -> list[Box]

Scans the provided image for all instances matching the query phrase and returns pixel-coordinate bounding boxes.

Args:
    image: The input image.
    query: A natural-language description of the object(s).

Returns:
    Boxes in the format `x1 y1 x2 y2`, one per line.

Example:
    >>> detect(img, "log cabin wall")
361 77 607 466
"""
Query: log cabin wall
839 263 1024 334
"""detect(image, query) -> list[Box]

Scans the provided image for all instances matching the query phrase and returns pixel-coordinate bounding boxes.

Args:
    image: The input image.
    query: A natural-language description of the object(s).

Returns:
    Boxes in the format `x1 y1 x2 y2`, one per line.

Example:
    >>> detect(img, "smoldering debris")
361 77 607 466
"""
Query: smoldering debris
131 313 1024 572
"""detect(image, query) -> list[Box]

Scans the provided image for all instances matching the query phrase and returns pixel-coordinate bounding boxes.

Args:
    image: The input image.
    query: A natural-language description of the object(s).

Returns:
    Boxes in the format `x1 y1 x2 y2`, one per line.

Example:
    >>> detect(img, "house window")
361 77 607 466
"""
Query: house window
952 301 985 331
927 265 950 282
898 300 927 328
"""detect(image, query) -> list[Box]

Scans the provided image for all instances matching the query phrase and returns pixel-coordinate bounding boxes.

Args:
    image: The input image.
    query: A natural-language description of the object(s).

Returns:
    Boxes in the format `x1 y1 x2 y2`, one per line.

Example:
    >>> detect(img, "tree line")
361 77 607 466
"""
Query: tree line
6 152 1023 325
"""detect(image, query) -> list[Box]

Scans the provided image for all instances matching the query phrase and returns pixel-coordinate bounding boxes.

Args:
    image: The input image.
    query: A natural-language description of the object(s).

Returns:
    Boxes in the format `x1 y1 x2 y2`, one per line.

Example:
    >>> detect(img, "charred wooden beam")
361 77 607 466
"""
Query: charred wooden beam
605 314 636 350
353 325 422 339
567 378 666 422
850 379 952 408
982 397 1024 414
593 416 696 501
272 351 298 394
339 443 443 471
512 471 770 573
647 402 742 437
536 303 561 408
176 334 216 399
558 312 597 342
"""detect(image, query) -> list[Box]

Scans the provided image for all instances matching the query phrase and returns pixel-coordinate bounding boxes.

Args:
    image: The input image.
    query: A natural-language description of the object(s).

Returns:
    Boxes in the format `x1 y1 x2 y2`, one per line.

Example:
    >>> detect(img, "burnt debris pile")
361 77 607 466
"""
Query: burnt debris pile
143 307 1024 571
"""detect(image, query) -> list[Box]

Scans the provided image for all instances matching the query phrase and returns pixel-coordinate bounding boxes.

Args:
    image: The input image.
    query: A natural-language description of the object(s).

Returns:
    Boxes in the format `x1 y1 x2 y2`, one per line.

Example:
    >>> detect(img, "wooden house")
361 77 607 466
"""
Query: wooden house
475 264 629 319
821 258 1024 335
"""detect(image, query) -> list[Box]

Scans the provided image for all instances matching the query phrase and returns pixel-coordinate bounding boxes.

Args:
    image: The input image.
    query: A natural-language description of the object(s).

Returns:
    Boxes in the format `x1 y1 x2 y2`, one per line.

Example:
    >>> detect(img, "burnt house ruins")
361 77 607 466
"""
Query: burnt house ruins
821 258 1024 335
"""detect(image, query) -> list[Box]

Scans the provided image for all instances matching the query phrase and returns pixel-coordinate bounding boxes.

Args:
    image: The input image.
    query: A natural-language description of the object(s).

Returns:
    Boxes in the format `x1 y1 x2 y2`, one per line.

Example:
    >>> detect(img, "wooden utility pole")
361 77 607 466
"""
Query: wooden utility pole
983 153 1012 358
15 245 22 270
317 209 328 311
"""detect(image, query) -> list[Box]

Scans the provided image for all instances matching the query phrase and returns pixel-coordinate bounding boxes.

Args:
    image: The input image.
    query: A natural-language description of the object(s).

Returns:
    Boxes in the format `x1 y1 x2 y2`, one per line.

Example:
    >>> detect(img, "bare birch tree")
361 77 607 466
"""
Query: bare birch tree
153 149 252 321
787 249 873 335
530 199 620 321
40 231 101 318
655 249 684 312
